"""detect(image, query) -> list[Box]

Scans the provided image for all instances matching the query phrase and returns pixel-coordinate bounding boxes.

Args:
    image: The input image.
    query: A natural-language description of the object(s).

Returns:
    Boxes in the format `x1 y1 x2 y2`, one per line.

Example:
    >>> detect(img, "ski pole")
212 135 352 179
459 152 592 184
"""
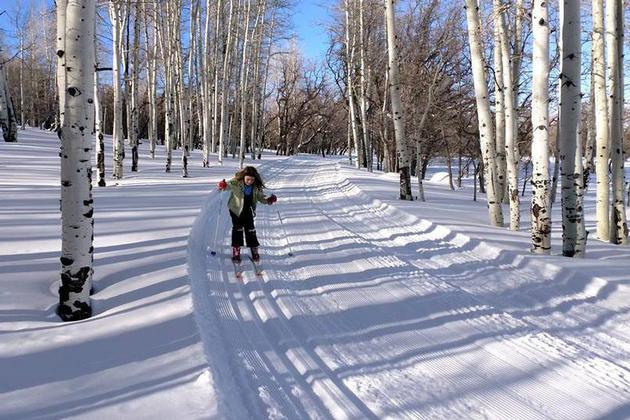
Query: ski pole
276 208 294 257
210 190 224 256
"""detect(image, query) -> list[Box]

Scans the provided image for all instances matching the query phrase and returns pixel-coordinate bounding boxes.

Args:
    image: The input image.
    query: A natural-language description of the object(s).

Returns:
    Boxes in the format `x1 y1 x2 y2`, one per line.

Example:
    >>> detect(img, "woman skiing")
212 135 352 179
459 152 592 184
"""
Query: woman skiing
217 166 277 263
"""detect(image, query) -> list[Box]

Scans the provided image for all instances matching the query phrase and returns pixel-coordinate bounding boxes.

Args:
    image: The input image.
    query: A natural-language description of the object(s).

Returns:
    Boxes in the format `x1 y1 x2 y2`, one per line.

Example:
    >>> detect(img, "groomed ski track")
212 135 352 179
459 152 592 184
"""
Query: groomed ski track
189 156 630 420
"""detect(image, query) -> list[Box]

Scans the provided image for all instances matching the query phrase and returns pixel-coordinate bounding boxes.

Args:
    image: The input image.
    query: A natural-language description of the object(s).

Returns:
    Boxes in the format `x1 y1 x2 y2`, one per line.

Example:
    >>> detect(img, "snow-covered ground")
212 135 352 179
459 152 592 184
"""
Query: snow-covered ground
1 129 629 419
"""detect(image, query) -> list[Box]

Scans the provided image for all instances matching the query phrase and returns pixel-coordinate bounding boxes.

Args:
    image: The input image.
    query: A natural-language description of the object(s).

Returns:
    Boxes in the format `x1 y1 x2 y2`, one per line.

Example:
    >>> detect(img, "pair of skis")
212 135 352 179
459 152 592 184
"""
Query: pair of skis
232 256 263 280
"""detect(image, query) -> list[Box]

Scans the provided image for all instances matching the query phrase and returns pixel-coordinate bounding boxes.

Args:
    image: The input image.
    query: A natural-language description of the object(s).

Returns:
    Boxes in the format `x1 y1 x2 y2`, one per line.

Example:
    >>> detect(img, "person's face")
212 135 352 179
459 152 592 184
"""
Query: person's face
244 175 255 185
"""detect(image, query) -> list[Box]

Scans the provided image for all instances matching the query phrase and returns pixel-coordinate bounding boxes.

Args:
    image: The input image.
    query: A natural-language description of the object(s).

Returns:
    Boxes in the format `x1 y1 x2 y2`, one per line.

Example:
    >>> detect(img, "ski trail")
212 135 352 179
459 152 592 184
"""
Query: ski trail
326 162 630 372
310 158 630 414
194 156 630 419
257 160 549 418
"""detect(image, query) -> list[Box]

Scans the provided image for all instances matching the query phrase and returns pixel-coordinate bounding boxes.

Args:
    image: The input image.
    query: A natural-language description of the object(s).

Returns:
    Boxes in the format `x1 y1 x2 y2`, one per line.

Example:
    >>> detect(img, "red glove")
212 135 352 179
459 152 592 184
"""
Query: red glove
266 194 277 205
217 179 227 191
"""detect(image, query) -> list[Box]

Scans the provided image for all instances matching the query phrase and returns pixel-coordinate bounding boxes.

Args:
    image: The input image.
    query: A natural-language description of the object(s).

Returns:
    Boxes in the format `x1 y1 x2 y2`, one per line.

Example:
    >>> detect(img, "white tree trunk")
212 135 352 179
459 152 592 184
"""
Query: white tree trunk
19 36 26 129
211 0 223 155
144 0 158 159
58 0 96 321
94 70 106 187
345 0 361 168
239 0 253 169
593 0 610 240
530 0 551 254
607 0 628 244
201 0 213 166
359 0 371 172
218 0 235 164
384 0 412 200
56 2 67 127
497 0 519 231
464 0 503 226
109 1 126 180
559 0 581 257
493 4 506 203
575 118 587 256
0 64 18 142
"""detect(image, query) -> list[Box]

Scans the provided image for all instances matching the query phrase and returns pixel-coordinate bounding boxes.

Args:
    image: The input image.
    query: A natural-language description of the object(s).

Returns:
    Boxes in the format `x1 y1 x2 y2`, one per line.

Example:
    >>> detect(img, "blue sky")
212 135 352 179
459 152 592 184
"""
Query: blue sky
290 0 334 62
1 1 334 61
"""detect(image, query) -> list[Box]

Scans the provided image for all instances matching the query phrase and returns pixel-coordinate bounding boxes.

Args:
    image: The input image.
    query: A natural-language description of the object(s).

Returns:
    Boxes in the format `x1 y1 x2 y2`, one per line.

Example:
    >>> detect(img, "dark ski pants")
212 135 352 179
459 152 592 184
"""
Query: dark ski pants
230 208 260 248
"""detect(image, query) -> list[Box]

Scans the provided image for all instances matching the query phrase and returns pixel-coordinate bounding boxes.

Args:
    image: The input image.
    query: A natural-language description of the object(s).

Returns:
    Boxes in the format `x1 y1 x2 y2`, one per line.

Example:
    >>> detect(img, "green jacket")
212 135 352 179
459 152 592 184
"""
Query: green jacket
226 177 268 216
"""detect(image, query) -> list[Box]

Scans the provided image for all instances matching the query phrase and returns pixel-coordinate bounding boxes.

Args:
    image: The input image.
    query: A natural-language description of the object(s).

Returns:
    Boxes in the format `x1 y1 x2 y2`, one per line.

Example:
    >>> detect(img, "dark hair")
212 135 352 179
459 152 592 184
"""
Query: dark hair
235 166 265 189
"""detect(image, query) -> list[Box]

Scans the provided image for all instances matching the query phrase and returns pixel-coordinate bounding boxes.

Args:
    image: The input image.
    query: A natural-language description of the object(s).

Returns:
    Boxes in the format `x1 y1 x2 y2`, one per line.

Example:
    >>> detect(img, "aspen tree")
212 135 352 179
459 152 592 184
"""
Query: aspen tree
607 0 627 244
130 2 140 172
109 1 126 180
249 0 269 160
496 0 519 230
211 0 224 155
239 0 253 168
56 1 66 127
0 63 18 142
493 2 506 203
57 0 96 321
384 0 412 200
144 0 158 159
19 34 25 129
359 0 371 171
94 70 106 187
201 0 214 166
575 118 587 255
254 7 276 159
559 0 582 257
345 0 361 168
593 0 609 240
464 0 503 226
530 0 551 254
218 0 235 164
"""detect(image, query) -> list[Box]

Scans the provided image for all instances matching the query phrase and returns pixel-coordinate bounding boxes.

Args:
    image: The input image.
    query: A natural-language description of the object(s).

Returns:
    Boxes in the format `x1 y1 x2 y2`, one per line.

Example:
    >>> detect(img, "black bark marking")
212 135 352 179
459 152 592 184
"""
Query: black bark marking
67 87 81 96
60 256 74 266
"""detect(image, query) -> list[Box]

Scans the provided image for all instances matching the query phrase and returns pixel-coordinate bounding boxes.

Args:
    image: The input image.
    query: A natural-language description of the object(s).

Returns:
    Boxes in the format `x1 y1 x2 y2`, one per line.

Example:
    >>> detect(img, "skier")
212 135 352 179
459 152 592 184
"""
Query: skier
217 166 277 263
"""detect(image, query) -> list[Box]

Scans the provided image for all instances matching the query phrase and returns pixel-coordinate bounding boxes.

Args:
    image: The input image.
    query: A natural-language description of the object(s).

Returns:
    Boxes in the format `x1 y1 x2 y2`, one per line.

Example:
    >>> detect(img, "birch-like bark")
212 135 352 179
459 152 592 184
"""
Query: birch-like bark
255 8 276 159
211 0 223 155
530 0 551 254
359 0 371 172
19 36 25 129
58 0 96 321
464 0 503 226
218 0 235 164
249 0 268 160
593 0 610 240
56 2 67 127
497 1 519 230
130 3 140 172
0 64 18 142
493 3 506 203
384 0 412 200
559 0 581 257
109 1 126 180
239 0 253 168
607 0 628 244
144 0 158 159
201 0 213 166
94 69 106 187
345 0 361 168
575 118 587 256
